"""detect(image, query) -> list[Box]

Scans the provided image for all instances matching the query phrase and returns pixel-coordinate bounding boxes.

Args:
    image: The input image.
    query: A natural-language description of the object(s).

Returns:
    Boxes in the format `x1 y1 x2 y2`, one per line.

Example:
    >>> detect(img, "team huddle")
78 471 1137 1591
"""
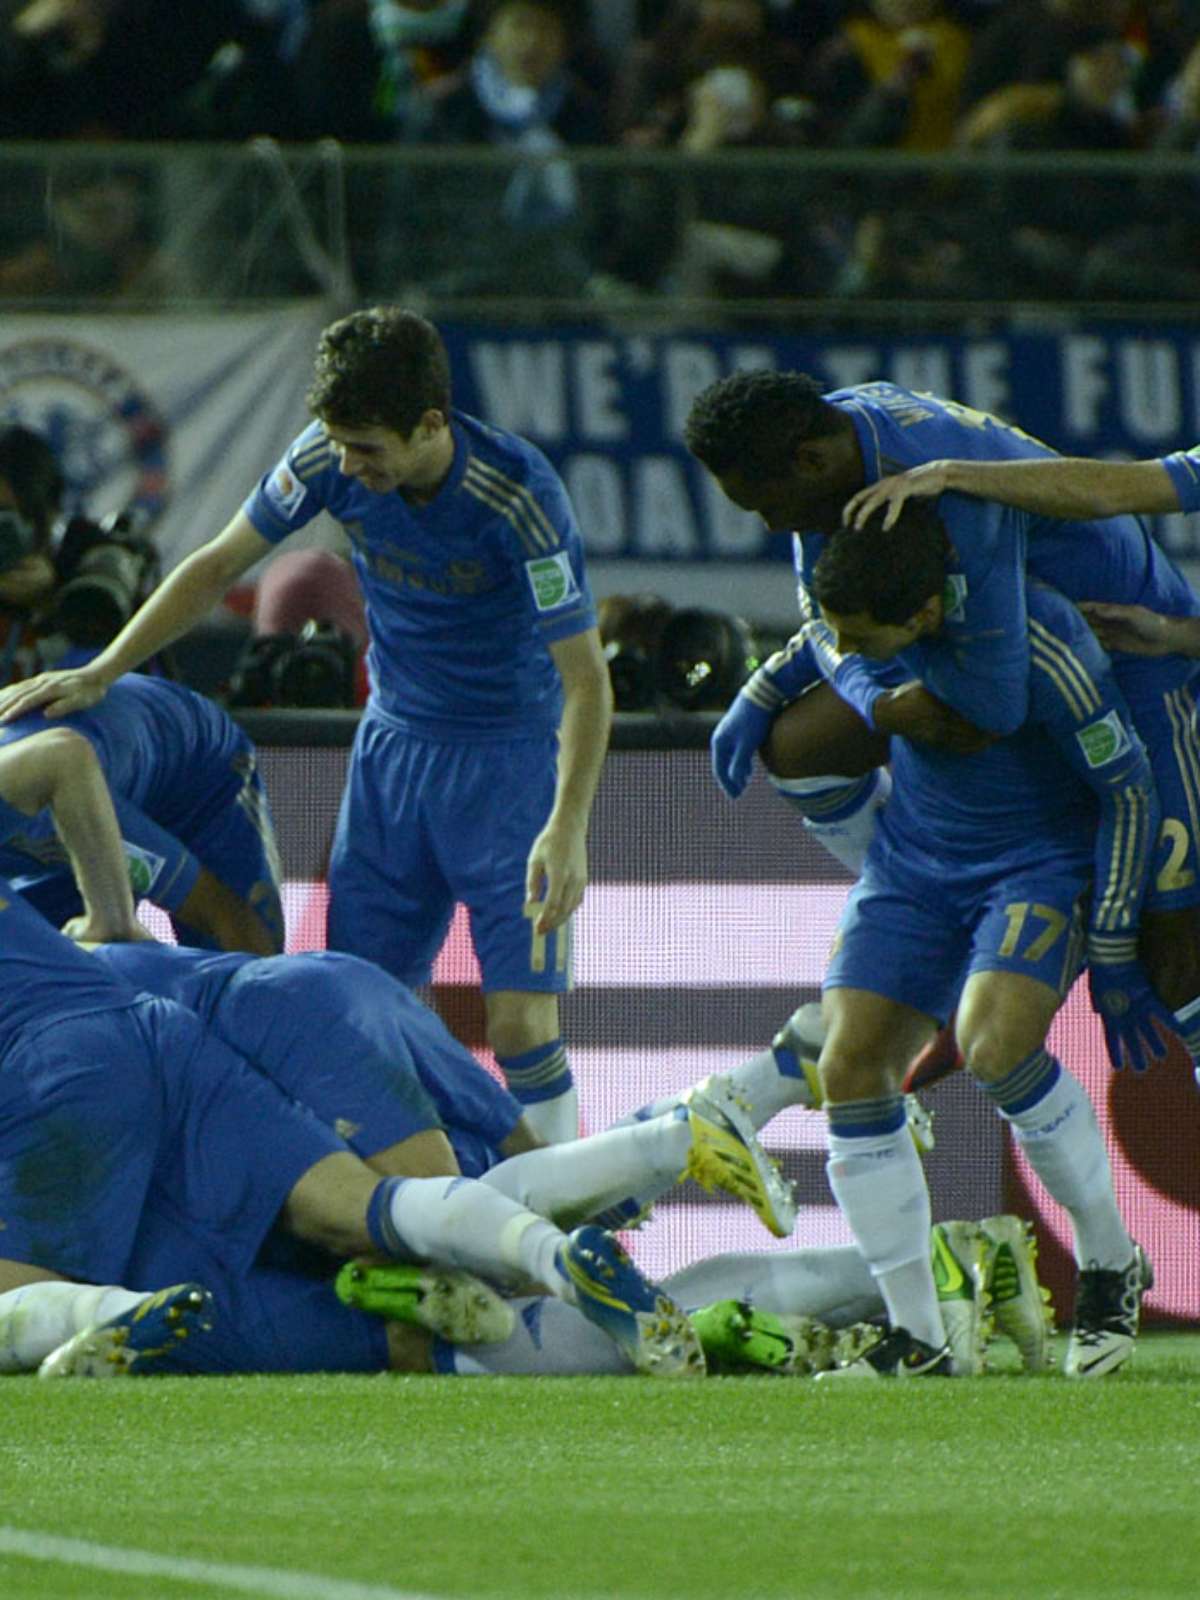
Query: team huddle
3 306 1198 1384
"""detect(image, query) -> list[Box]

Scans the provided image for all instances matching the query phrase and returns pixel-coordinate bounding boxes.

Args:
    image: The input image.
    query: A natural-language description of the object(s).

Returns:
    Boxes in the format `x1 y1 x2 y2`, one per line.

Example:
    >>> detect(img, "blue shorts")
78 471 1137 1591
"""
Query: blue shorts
1117 663 1200 913
824 848 1088 1023
0 997 345 1285
326 709 572 993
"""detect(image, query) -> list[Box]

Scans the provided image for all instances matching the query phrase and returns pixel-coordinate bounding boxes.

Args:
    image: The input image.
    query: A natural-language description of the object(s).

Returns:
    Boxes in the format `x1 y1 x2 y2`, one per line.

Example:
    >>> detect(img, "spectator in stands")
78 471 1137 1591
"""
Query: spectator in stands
290 0 483 143
805 1 974 151
612 0 814 147
957 1 1199 136
803 2 981 303
603 11 821 301
372 0 610 299
1080 35 1200 299
965 32 1145 297
0 0 302 141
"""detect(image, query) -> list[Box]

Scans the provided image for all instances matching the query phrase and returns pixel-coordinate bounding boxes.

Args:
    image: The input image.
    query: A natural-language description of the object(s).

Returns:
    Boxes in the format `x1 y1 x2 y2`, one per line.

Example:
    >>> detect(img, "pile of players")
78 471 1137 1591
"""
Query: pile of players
5 305 1198 1383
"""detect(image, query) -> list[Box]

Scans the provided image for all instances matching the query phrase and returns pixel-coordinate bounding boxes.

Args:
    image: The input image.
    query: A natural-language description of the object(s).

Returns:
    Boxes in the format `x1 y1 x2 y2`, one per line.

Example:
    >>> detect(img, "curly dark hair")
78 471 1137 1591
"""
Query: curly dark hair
683 371 840 479
811 502 950 625
306 307 452 435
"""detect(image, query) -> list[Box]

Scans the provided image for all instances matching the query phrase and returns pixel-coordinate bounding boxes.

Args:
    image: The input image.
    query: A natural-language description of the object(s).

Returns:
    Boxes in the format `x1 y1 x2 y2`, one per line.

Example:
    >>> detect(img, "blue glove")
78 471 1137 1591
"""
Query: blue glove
710 693 774 799
1087 961 1179 1072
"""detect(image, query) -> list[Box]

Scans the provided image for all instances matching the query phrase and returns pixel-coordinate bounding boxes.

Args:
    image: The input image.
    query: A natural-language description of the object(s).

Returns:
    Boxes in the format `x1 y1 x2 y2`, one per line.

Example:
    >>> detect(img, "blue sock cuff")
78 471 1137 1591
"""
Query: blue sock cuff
366 1177 408 1258
431 1336 458 1374
497 1039 573 1106
826 1094 906 1138
984 1049 1061 1115
776 772 879 822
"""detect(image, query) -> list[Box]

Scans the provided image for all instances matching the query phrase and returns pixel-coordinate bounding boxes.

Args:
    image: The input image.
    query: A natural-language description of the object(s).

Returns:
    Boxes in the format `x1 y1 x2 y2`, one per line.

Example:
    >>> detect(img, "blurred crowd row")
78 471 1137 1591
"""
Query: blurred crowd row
2 0 1200 305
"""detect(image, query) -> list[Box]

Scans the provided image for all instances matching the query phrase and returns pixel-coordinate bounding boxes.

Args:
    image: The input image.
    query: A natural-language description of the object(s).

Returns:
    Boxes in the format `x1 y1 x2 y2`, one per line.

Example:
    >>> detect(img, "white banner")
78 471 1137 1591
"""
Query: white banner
0 304 329 568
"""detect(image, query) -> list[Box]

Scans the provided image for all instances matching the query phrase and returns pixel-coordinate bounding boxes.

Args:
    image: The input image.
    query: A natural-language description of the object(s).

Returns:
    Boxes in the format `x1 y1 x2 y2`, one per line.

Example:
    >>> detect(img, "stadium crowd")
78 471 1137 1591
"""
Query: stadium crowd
1 0 1200 302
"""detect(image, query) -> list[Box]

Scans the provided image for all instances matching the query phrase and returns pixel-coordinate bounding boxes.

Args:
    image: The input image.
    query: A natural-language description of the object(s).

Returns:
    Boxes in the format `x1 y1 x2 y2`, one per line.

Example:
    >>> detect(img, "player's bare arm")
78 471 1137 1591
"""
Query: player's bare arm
0 513 273 722
845 456 1182 531
525 627 613 936
872 681 994 754
0 729 149 942
1080 602 1200 659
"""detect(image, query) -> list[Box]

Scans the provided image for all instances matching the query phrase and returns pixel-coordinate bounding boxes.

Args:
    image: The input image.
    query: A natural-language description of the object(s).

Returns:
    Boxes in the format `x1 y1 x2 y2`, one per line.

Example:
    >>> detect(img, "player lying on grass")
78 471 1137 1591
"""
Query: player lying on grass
0 880 735 1381
0 672 283 954
4 1211 1051 1382
797 507 1156 1380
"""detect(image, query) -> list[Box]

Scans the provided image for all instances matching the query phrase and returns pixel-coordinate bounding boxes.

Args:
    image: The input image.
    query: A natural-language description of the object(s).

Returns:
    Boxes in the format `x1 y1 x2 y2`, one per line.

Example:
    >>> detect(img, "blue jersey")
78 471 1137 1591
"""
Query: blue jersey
868 584 1156 950
0 674 277 922
794 384 1200 734
0 879 138 1048
243 411 597 739
1162 446 1200 512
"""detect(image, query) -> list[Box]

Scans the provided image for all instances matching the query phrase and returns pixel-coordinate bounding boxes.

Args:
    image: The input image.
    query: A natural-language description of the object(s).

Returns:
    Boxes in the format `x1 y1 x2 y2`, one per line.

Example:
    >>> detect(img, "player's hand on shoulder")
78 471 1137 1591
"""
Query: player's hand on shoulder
710 691 773 798
526 820 587 935
873 682 993 753
0 666 110 722
842 463 950 531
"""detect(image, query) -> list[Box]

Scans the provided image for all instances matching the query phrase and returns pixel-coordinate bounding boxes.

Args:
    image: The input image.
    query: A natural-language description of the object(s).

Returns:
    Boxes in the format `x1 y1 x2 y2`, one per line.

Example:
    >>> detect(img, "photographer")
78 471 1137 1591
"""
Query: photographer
0 423 163 685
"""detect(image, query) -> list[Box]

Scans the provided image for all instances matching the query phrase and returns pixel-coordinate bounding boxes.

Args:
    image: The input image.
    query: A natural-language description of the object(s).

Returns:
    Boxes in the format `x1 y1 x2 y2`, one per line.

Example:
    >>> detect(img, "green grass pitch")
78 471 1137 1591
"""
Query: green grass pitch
2 1334 1199 1600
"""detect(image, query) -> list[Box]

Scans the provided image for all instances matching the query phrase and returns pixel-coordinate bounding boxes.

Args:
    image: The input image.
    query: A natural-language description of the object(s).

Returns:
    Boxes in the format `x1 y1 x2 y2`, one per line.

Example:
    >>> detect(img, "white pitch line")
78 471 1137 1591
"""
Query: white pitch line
0 1526 447 1600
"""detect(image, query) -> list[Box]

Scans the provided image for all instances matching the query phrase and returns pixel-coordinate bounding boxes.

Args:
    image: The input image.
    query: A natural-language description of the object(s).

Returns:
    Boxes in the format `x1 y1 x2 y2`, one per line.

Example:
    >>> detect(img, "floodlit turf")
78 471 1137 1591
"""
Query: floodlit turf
2 1334 1199 1600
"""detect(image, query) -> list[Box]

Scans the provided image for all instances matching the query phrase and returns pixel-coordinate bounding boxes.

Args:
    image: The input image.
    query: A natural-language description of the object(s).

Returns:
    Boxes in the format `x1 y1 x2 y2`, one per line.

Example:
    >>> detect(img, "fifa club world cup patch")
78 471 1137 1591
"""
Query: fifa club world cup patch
123 842 167 895
1076 710 1132 768
526 551 580 612
941 573 968 623
265 463 308 517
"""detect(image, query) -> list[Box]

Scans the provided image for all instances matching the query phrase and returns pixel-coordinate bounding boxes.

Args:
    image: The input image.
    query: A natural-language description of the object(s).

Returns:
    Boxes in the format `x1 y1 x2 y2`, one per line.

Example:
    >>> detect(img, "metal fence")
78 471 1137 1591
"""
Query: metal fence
3 141 1199 321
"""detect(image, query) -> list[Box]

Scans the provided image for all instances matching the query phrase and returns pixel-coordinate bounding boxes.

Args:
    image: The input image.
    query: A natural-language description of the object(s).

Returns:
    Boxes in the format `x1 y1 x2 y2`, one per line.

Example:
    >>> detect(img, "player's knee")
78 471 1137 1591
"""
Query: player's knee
959 1023 1036 1084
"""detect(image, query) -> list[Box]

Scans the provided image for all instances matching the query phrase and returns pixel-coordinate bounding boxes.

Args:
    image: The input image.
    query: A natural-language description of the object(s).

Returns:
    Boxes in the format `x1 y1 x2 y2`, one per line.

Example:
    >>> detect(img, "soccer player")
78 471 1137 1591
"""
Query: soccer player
85 939 798 1243
685 371 1200 1073
0 672 282 954
797 507 1156 1379
0 308 613 1144
0 881 706 1380
0 717 149 945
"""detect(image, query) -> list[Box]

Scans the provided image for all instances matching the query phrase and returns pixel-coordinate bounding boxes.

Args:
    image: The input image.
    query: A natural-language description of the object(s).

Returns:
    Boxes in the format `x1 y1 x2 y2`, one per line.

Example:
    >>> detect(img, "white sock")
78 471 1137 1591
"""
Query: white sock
512 1085 579 1145
998 1069 1135 1269
827 1121 943 1348
664 1246 880 1327
0 1282 146 1372
383 1176 570 1298
771 767 890 875
441 1297 629 1376
481 1112 691 1228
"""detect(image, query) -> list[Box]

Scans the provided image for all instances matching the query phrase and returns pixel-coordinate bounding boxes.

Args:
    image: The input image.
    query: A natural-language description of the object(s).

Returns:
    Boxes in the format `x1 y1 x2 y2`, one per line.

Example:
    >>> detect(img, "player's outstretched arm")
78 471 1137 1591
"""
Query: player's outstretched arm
0 513 273 723
527 628 612 935
845 456 1182 529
